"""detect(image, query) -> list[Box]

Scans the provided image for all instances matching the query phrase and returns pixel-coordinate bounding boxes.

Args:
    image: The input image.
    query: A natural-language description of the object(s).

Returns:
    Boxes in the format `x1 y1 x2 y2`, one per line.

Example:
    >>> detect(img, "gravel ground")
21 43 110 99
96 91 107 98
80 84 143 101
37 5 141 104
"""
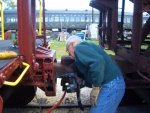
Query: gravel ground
30 78 92 106
2 78 150 113
3 105 150 113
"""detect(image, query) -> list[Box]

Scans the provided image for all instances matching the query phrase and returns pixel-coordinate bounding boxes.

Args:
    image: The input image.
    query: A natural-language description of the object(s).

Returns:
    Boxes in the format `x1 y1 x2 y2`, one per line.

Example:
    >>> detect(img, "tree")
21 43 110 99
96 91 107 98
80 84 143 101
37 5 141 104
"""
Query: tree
2 0 16 10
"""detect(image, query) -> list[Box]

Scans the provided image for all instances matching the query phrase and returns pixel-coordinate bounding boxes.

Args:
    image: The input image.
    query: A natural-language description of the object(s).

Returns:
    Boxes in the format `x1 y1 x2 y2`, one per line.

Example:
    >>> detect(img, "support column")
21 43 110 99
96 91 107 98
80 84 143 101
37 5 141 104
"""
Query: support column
17 0 36 67
107 9 112 49
42 0 47 47
98 10 103 46
131 0 143 55
111 0 118 50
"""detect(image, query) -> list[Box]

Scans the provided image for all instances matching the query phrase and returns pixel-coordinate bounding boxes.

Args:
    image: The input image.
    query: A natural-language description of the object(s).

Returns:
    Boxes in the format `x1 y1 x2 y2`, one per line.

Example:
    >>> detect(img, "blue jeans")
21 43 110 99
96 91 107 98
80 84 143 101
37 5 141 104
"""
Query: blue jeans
90 75 125 113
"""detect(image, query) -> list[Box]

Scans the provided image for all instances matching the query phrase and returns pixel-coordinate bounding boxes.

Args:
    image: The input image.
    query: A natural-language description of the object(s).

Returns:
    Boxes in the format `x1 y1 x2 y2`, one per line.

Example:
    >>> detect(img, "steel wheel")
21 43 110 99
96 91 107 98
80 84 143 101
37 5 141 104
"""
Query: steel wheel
1 86 37 107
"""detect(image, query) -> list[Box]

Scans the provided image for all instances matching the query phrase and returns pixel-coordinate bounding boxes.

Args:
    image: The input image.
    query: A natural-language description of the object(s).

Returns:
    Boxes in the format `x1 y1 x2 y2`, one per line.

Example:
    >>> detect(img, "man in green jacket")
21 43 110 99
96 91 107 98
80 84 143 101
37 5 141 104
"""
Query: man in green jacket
66 35 125 113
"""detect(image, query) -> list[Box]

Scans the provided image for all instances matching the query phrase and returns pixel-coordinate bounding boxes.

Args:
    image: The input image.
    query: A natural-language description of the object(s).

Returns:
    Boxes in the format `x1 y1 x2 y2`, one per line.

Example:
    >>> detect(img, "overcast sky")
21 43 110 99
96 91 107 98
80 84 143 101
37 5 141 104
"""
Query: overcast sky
42 0 133 12
44 0 92 10
11 0 133 12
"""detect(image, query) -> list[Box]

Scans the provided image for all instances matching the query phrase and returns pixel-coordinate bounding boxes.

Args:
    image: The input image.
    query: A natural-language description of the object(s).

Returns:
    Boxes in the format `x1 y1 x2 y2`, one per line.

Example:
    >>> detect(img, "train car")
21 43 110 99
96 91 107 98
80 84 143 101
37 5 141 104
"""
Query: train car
0 0 150 112
3 9 149 32
3 10 99 31
0 1 59 112
118 12 149 30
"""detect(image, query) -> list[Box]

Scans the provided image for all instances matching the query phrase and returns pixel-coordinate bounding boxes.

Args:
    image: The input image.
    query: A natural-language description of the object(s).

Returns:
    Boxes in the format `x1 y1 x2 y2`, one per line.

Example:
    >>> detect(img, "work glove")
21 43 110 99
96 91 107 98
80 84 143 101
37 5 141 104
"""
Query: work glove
90 86 101 106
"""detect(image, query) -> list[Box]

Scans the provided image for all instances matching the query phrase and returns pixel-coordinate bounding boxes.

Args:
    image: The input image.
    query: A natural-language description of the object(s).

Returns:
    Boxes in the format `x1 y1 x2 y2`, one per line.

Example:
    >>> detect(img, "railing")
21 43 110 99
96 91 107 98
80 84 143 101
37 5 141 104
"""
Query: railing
3 62 30 86
0 0 4 40
38 0 42 35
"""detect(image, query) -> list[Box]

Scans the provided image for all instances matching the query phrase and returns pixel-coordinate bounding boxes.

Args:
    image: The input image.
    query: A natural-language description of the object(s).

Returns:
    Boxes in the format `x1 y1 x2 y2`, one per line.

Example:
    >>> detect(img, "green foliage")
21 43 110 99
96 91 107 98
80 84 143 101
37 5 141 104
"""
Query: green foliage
3 0 16 10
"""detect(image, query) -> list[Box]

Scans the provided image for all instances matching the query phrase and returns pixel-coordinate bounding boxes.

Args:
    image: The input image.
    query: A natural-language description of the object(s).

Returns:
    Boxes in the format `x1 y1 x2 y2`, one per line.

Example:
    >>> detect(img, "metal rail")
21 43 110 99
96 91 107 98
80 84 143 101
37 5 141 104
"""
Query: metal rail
13 103 91 109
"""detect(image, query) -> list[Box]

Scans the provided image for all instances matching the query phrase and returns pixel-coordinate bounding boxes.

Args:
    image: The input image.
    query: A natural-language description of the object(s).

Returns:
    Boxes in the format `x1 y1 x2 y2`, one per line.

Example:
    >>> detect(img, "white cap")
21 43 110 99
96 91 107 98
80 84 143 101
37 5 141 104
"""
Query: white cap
66 35 82 48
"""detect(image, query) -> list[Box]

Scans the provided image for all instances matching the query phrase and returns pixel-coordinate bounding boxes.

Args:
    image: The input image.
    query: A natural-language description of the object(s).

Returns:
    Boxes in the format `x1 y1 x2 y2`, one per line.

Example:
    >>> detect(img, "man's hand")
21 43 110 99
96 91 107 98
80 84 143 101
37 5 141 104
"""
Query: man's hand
90 86 101 106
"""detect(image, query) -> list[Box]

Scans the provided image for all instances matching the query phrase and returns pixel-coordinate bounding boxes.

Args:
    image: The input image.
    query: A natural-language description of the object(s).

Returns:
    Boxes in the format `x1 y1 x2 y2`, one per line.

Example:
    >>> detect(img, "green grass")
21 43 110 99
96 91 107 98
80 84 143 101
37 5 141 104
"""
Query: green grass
124 45 148 49
49 39 68 60
49 39 115 60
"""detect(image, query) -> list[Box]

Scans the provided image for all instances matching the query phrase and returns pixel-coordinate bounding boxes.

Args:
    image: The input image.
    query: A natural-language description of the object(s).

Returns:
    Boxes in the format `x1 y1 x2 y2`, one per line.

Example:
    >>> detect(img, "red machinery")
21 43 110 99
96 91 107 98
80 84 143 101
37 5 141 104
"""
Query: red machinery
0 0 58 111
0 0 79 112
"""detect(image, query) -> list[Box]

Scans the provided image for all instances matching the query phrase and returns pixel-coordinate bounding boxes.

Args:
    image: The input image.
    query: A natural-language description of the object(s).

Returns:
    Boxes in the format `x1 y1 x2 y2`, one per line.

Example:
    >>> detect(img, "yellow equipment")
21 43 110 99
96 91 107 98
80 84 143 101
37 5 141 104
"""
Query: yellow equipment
0 51 17 59
0 0 4 40
38 0 42 35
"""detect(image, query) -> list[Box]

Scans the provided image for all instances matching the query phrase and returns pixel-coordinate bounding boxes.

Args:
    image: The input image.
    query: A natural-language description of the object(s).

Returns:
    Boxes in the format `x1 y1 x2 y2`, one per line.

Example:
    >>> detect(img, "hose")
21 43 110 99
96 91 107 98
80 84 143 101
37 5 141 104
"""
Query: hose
47 91 66 113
